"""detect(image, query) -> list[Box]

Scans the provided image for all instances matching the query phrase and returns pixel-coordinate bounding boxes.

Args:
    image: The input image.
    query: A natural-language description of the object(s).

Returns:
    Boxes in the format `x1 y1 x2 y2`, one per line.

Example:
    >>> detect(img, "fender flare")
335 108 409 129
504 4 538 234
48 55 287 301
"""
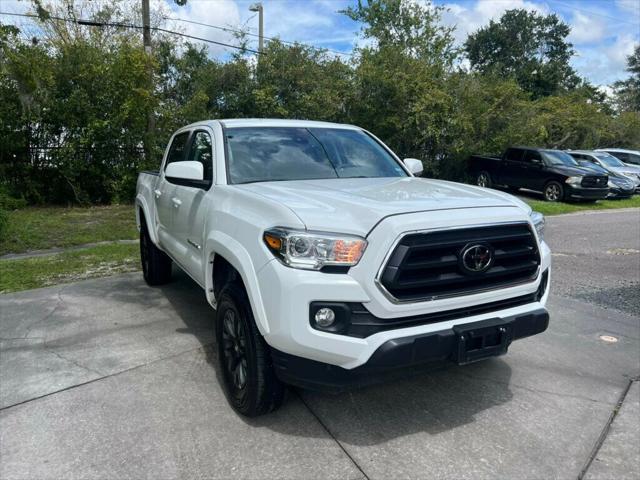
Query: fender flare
135 194 159 245
205 231 270 335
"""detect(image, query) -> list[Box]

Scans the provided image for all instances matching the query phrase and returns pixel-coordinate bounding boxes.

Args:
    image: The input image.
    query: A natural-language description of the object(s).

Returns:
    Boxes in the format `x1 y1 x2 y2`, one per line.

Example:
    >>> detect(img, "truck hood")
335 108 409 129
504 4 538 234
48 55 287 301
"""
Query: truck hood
237 177 529 236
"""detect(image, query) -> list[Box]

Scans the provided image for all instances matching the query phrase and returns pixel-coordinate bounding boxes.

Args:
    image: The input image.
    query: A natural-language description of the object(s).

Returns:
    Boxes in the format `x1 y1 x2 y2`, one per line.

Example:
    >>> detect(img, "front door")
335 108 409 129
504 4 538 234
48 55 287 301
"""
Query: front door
156 131 191 254
170 129 215 284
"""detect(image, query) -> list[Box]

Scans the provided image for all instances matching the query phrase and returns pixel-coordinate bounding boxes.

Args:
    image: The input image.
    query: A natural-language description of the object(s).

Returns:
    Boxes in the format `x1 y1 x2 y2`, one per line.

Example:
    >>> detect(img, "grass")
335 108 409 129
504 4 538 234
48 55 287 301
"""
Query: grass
0 243 140 293
0 204 137 255
523 196 640 216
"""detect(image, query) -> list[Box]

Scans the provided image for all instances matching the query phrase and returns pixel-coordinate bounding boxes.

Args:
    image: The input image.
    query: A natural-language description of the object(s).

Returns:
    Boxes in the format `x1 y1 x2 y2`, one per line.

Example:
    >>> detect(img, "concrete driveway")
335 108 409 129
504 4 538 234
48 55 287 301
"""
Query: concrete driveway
1 210 639 479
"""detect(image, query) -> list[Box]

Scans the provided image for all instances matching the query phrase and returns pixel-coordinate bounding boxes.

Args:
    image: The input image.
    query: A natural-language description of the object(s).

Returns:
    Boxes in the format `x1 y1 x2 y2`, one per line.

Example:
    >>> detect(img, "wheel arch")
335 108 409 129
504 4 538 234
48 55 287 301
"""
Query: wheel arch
205 232 271 335
135 194 159 245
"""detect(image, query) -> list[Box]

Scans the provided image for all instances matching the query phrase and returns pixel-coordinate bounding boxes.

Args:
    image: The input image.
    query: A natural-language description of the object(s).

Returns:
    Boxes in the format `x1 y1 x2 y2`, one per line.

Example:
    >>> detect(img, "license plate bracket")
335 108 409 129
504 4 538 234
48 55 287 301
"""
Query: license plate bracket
453 318 514 365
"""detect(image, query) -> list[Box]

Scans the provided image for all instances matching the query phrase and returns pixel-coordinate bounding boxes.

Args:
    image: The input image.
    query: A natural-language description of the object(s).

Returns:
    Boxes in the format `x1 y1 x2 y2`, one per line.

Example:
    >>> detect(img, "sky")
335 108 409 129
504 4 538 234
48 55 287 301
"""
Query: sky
2 0 639 87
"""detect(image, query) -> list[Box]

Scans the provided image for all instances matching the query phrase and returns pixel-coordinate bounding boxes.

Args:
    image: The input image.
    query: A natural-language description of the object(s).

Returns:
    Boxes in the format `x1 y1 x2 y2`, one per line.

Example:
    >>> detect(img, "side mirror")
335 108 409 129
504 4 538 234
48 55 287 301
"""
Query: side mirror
165 161 209 188
403 158 424 176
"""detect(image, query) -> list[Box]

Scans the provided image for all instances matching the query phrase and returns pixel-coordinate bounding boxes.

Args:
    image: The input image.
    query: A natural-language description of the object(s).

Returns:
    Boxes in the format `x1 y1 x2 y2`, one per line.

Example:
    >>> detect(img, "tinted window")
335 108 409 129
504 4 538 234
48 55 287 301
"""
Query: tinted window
629 153 640 164
225 127 407 184
165 132 190 169
186 131 213 182
505 148 524 161
523 150 542 163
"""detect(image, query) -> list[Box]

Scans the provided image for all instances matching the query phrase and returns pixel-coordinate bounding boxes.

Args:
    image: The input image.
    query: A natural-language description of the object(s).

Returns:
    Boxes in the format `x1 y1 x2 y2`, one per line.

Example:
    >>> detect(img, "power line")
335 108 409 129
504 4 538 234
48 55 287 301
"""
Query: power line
0 11 262 54
549 0 640 27
164 15 354 58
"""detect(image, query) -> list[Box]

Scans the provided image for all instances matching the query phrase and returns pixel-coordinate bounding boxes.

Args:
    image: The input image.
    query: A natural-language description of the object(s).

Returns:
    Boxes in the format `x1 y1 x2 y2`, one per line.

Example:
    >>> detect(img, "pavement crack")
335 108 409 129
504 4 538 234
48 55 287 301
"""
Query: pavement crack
21 285 69 339
577 378 636 480
453 370 612 405
0 344 214 412
294 390 370 480
43 347 104 377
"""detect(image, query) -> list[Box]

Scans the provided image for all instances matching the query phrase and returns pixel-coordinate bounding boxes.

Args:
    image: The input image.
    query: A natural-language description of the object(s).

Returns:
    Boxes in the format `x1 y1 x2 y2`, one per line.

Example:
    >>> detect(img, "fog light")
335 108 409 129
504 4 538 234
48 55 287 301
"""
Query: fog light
315 308 336 327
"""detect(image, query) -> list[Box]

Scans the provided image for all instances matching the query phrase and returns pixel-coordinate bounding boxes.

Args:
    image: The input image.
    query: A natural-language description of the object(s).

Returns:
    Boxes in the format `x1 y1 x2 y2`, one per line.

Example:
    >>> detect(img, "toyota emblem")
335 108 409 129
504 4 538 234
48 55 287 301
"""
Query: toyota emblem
460 243 493 274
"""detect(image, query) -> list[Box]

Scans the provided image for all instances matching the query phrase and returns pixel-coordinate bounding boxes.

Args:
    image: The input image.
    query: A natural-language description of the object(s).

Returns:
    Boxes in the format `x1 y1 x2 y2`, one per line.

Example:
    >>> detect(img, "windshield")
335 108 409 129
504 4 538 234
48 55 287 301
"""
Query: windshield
595 153 625 167
224 127 408 184
578 161 607 174
542 150 579 167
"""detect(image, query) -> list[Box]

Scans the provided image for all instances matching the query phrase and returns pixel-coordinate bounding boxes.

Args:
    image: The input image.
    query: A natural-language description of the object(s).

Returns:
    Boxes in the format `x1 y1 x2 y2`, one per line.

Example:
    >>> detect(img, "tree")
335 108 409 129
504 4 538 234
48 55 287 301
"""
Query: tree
464 9 579 98
343 0 457 175
613 44 640 113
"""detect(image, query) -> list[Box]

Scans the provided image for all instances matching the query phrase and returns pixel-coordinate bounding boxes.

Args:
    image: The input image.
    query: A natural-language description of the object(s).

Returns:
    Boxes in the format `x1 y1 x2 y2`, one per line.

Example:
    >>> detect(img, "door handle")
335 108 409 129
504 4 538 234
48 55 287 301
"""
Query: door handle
154 189 162 199
171 197 182 208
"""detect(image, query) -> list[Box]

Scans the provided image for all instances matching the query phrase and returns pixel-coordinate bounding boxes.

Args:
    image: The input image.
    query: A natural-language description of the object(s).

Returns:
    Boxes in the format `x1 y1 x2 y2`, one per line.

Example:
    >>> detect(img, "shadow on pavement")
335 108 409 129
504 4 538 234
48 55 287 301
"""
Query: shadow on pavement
156 270 514 444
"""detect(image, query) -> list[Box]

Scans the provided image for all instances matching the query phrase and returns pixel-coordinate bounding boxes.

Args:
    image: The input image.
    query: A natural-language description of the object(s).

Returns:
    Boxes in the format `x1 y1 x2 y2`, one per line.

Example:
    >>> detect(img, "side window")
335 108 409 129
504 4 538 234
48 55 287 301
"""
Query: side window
523 150 542 163
505 148 524 162
165 132 190 170
186 131 214 182
613 152 628 161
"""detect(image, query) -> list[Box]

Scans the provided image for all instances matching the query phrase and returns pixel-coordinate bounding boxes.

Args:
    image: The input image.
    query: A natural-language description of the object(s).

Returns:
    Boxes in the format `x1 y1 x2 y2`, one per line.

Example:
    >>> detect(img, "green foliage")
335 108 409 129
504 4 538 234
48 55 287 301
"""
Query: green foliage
613 45 640 113
0 0 638 206
464 9 579 98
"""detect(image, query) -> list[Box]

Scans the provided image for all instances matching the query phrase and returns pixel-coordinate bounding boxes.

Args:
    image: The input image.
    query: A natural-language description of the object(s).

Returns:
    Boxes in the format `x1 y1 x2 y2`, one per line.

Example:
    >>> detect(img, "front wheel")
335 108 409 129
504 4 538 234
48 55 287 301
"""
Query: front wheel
476 171 492 188
543 181 564 202
216 282 285 417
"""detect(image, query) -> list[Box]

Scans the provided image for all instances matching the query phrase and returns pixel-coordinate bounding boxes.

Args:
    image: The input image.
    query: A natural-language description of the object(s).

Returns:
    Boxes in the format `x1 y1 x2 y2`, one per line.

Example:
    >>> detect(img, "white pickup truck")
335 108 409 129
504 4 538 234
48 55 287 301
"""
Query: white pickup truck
136 119 550 416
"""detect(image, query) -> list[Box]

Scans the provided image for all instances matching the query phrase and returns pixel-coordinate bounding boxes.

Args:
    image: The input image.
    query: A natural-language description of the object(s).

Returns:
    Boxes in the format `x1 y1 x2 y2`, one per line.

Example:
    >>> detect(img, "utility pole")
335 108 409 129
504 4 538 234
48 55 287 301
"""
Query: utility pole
141 0 154 164
142 0 152 54
249 2 263 53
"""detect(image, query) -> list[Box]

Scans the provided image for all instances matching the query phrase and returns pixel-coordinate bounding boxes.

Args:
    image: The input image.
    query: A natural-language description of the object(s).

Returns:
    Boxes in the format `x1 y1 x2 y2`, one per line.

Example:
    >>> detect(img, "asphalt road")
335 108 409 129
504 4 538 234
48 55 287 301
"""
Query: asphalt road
1 209 639 480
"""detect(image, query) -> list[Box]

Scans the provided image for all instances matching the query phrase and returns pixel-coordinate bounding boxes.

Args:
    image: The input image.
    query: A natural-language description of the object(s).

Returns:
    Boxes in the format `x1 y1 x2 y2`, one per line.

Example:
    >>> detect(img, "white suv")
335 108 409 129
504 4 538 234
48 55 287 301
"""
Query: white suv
136 119 551 416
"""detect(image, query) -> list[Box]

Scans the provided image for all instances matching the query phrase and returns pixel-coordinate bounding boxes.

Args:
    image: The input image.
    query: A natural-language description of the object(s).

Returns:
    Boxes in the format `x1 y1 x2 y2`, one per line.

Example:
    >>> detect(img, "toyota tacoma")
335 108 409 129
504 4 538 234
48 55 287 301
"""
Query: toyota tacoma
136 120 550 416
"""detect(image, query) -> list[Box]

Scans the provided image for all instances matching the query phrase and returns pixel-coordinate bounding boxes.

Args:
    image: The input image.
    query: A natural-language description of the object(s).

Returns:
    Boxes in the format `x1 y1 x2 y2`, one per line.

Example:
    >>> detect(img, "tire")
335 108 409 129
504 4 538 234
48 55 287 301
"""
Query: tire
140 221 172 286
476 171 492 188
216 282 285 417
543 181 564 202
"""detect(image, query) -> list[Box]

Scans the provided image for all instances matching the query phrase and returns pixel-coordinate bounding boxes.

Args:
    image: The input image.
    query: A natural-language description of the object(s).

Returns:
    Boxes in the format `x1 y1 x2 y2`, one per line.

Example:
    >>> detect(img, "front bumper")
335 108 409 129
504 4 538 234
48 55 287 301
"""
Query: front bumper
607 187 635 199
256 208 552 370
272 308 549 392
565 185 609 200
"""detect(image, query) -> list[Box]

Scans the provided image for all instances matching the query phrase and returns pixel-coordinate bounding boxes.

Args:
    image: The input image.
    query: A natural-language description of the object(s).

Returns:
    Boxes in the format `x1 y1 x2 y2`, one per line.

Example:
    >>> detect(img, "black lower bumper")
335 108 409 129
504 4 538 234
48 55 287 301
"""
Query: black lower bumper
565 186 609 200
272 308 549 393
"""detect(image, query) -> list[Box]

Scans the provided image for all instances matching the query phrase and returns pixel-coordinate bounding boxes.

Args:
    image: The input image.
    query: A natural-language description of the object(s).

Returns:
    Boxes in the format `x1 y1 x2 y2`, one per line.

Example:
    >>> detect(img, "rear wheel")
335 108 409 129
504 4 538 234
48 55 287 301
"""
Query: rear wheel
140 221 172 285
476 171 492 188
543 181 564 202
216 282 285 417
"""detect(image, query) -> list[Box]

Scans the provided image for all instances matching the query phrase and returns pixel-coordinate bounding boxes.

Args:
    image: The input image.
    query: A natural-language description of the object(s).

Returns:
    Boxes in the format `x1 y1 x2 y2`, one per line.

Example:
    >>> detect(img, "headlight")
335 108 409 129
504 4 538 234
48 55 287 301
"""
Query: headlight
530 211 545 241
565 176 582 185
608 180 615 188
263 228 367 270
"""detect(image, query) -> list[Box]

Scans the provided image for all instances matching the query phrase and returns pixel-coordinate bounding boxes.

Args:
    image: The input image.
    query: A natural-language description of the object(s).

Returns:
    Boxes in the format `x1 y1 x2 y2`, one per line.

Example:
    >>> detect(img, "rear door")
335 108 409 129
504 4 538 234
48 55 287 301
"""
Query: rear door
521 149 546 191
156 130 191 255
169 129 215 284
501 148 525 186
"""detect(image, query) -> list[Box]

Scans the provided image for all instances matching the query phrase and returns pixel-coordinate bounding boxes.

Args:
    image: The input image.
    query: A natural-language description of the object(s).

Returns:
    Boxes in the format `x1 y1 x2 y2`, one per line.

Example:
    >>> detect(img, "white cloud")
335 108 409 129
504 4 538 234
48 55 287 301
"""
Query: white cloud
567 11 606 44
441 0 548 44
616 0 640 15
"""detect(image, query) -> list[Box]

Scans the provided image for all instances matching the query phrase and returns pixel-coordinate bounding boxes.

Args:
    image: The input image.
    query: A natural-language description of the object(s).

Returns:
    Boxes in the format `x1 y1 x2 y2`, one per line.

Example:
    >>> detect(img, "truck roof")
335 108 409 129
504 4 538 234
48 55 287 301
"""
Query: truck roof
211 119 362 130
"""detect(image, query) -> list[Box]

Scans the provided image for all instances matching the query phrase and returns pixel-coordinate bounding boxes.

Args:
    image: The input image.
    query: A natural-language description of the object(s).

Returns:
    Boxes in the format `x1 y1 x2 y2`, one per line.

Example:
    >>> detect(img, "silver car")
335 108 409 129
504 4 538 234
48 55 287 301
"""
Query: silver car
568 150 640 191
595 148 640 166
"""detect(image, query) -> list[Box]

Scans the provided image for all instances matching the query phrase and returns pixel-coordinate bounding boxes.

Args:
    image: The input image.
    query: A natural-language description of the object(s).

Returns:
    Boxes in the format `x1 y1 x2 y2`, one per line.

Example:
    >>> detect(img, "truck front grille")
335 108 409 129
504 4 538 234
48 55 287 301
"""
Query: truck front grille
378 223 540 302
581 175 607 188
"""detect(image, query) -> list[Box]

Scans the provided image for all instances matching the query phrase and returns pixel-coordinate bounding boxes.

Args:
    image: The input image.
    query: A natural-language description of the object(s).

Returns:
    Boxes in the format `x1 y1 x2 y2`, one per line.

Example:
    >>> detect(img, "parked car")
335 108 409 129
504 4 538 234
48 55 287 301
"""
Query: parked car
136 119 550 416
567 150 640 192
595 148 640 166
572 160 636 199
469 147 609 202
